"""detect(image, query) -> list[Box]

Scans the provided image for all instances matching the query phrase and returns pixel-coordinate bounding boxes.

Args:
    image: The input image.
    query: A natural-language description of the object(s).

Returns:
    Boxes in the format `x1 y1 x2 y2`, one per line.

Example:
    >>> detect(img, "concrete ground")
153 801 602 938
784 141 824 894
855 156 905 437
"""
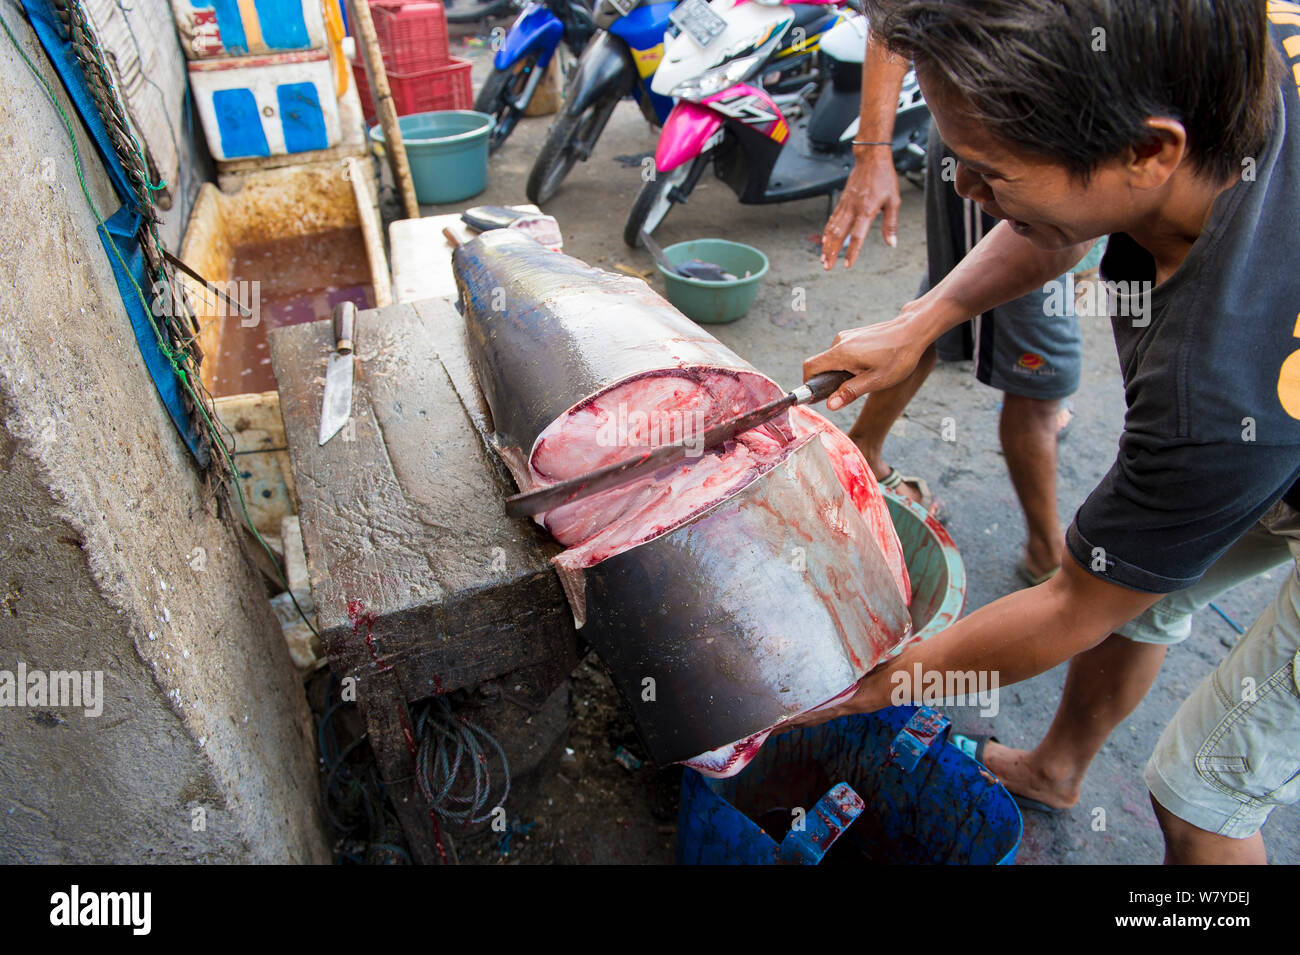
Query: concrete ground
401 42 1299 864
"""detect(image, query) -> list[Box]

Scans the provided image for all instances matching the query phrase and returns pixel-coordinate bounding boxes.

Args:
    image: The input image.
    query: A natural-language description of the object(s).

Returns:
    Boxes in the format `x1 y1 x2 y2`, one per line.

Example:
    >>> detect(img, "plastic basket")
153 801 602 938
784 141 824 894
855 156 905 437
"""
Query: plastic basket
371 0 450 72
352 56 473 125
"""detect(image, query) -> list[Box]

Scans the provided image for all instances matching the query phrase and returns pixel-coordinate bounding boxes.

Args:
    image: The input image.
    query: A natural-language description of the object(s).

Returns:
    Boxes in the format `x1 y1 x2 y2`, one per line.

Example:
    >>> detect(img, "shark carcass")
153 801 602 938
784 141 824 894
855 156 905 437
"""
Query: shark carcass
454 230 913 777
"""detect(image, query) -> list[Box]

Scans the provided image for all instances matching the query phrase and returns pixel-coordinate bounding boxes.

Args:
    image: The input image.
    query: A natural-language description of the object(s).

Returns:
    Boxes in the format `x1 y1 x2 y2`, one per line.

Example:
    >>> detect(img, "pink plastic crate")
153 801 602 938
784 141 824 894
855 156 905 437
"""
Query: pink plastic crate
370 0 450 73
353 56 473 127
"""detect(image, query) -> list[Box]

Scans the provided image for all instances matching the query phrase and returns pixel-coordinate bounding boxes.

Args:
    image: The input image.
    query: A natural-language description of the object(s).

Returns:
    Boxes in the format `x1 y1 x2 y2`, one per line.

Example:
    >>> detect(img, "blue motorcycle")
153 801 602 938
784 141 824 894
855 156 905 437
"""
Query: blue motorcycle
525 0 677 204
475 0 598 152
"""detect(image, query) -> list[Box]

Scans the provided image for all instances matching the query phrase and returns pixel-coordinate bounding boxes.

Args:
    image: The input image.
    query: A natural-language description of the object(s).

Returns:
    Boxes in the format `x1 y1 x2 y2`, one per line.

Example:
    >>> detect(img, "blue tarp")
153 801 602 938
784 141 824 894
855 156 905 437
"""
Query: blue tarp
22 0 208 466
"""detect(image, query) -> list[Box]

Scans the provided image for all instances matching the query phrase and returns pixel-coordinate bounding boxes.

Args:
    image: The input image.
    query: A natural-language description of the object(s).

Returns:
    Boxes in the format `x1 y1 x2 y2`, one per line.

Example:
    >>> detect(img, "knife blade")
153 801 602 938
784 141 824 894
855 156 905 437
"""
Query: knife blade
318 302 357 445
504 370 852 518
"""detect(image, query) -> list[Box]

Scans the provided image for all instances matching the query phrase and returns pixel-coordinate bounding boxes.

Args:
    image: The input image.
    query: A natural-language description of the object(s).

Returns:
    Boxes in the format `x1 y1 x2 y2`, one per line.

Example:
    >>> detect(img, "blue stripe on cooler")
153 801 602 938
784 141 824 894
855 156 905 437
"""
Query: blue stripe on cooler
277 82 328 152
208 0 249 54
191 0 313 55
255 0 311 49
212 87 270 157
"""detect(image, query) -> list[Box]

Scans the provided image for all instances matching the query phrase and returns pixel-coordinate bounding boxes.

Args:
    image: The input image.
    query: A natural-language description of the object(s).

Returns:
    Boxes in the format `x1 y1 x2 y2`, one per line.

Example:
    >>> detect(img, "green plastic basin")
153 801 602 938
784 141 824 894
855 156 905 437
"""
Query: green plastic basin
885 494 966 645
657 239 769 324
369 110 494 205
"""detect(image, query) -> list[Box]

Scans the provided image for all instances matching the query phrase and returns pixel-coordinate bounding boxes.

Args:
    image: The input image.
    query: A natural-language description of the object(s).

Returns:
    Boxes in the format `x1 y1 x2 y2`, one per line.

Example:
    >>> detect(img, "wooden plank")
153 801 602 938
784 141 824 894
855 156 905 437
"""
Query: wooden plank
269 297 580 864
347 0 420 218
216 391 295 536
348 157 393 308
388 206 543 305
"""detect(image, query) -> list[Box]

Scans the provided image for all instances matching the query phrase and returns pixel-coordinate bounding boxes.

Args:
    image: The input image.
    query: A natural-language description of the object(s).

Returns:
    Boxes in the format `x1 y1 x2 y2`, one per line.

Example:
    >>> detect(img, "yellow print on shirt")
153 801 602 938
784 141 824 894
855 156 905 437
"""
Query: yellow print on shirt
1272 0 1300 97
1278 314 1300 419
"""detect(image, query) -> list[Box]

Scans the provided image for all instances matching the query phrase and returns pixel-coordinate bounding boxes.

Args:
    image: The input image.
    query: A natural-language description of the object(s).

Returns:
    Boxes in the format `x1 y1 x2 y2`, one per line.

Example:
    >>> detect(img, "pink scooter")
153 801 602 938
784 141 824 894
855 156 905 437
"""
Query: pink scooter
623 0 929 246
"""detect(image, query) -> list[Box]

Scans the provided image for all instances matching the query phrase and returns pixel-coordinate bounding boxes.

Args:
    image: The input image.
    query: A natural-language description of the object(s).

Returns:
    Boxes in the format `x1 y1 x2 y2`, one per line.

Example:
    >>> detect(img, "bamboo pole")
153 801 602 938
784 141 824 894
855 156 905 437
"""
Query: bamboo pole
348 0 421 219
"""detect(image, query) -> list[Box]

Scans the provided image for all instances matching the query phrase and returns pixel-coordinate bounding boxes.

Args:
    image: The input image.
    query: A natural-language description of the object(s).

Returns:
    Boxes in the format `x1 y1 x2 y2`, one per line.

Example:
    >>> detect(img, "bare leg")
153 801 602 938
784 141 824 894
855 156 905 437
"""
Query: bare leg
847 343 938 505
1152 796 1267 864
983 634 1168 808
999 393 1065 579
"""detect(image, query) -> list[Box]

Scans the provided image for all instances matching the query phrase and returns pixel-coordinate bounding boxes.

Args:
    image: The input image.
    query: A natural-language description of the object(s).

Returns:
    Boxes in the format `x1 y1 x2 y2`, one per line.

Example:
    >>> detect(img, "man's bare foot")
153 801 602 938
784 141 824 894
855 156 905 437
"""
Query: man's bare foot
1019 542 1061 582
882 469 925 507
854 438 926 509
982 740 1081 810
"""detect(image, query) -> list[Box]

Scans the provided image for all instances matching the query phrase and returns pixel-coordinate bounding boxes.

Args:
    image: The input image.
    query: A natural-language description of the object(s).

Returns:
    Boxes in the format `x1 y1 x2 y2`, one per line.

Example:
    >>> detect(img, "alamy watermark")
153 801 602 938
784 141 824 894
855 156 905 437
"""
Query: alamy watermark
889 663 1000 717
595 404 708 457
50 885 150 935
150 278 261 328
1044 272 1152 327
0 663 103 717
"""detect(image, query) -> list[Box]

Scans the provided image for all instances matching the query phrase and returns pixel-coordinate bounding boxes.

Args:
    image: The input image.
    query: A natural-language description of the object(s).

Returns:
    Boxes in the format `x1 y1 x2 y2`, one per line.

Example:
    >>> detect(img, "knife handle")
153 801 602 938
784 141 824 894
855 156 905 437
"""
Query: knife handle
798 370 853 405
333 302 357 355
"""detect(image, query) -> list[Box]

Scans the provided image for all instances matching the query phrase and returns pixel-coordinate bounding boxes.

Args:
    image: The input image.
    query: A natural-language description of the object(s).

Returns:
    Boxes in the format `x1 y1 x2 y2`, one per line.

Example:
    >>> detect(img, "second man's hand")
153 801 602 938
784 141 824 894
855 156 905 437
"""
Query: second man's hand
820 146 901 270
820 29 910 270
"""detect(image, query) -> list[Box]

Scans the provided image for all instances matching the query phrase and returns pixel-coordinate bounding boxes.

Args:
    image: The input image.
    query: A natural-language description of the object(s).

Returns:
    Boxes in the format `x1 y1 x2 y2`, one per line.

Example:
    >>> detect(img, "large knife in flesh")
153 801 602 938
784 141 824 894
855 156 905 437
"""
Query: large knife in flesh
504 370 851 518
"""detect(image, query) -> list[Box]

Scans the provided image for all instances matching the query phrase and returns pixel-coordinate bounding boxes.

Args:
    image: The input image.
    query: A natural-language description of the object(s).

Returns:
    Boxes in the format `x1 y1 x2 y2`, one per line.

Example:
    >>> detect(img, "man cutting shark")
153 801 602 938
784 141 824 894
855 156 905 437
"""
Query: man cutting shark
802 0 1300 864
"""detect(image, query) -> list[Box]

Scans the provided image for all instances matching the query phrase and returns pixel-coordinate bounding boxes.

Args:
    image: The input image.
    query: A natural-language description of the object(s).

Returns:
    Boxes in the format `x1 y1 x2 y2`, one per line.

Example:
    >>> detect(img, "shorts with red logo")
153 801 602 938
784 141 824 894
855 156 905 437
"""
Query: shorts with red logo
934 299 1083 401
921 128 1083 401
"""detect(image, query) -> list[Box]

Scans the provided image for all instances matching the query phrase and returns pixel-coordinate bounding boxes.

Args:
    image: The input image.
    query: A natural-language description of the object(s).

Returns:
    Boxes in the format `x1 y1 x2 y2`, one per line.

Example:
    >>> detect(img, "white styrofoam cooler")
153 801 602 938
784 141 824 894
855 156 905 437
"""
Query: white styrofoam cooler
189 49 341 161
172 0 326 59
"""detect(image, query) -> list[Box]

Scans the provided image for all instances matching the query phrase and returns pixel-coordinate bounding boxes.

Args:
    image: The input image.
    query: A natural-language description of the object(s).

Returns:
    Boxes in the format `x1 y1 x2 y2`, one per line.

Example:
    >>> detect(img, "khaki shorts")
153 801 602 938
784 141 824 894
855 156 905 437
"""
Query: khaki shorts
1117 512 1293 645
1139 500 1300 837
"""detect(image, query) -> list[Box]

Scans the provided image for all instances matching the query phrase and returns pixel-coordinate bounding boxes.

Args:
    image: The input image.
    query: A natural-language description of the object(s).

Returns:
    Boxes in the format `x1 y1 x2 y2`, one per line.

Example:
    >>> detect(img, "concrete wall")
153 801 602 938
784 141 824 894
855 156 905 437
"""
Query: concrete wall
0 10 328 862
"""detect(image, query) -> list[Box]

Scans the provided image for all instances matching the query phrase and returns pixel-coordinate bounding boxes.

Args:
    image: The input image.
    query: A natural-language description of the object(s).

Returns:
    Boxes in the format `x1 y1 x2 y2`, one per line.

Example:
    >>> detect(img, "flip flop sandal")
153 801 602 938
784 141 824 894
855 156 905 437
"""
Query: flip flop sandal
950 733 1067 815
950 731 997 764
879 467 947 523
1016 560 1060 588
1010 793 1068 815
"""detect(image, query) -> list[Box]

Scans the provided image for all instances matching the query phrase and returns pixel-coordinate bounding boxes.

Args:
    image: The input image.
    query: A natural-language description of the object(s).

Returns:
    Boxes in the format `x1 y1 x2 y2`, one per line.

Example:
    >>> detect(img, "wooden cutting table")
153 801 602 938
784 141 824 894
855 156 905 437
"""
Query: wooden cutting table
267 220 578 862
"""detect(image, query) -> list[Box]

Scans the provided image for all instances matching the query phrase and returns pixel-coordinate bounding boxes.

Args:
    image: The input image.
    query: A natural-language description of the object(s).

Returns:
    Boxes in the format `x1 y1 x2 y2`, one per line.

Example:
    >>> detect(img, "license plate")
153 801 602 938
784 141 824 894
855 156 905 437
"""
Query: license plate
670 0 728 49
608 0 637 17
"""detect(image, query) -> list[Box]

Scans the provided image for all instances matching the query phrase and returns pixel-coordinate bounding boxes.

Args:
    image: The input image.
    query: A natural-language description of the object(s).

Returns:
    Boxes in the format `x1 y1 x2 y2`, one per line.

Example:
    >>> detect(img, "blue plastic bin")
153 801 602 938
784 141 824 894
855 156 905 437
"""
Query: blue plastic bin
677 706 1023 865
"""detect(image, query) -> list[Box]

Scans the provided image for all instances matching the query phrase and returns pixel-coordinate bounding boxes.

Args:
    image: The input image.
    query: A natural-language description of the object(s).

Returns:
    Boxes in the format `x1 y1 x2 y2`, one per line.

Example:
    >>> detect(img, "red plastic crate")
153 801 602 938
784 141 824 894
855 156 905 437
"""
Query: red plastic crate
353 56 474 127
370 0 450 73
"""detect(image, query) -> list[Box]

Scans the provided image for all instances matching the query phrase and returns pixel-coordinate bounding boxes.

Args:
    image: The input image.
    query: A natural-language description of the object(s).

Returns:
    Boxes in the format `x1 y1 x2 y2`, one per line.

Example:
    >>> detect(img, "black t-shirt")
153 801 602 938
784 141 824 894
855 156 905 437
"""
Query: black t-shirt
1065 17 1300 594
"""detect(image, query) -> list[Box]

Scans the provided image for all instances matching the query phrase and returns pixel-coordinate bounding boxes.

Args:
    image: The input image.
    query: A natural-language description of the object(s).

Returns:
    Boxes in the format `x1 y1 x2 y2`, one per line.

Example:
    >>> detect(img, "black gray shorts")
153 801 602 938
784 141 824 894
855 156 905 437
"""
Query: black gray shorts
922 129 1082 401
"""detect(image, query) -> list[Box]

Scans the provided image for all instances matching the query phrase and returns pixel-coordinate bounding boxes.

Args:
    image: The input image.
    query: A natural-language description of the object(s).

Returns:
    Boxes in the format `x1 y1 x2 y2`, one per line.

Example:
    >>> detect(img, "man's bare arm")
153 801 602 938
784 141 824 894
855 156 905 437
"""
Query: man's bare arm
821 35 909 268
793 558 1162 725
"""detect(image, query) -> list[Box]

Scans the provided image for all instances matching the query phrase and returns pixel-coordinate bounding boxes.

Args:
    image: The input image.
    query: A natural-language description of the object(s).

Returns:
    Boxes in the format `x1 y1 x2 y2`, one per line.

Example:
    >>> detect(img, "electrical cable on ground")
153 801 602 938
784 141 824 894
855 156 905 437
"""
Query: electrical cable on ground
316 676 411 864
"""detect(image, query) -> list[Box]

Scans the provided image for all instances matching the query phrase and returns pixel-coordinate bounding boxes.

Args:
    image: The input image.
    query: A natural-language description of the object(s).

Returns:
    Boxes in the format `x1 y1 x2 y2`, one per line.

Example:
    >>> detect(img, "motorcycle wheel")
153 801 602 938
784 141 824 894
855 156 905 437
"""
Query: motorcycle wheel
525 92 620 204
622 158 697 248
474 56 537 153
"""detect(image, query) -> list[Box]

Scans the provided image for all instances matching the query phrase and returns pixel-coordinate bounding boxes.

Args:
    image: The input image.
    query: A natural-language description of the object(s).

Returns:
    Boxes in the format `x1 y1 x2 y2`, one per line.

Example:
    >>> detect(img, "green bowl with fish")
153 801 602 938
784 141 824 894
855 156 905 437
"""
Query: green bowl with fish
657 239 769 324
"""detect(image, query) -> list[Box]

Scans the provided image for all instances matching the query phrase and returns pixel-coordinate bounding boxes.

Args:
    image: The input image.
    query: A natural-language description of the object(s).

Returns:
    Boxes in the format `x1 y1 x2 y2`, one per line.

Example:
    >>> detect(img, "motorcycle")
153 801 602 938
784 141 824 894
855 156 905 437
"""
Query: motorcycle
474 0 598 151
525 0 680 204
623 0 929 246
